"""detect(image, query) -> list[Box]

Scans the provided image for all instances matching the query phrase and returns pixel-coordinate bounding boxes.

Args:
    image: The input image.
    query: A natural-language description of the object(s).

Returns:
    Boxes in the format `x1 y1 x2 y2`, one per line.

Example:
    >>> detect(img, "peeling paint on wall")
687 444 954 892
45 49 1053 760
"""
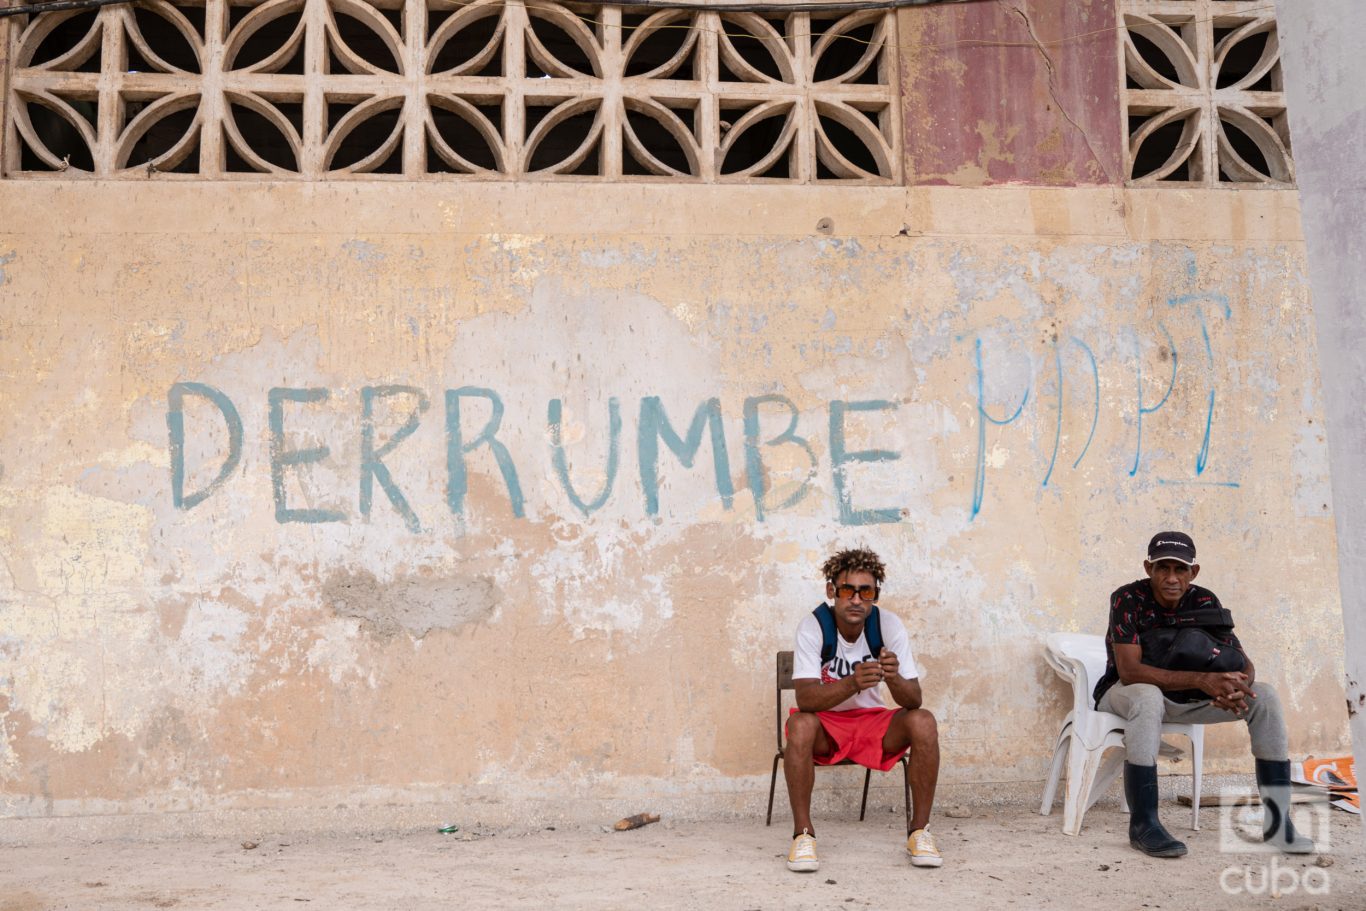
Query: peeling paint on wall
0 184 1347 820
323 569 500 639
898 0 1123 186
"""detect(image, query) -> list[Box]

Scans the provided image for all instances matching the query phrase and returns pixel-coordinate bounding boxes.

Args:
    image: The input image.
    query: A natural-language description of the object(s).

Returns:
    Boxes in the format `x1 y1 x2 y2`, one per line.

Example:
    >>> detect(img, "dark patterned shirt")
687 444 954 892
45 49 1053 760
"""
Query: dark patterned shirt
1092 579 1242 706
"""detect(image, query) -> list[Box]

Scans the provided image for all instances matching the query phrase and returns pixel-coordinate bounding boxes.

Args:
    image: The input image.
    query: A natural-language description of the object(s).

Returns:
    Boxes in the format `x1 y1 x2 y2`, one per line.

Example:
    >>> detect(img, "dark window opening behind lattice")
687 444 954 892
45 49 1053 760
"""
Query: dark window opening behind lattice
1121 0 1292 186
5 0 899 181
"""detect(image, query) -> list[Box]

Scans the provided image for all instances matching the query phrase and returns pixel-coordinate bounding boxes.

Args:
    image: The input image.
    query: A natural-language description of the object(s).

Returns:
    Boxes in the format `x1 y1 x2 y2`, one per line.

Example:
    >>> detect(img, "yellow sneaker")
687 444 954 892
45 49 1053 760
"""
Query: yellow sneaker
906 827 942 867
787 830 819 872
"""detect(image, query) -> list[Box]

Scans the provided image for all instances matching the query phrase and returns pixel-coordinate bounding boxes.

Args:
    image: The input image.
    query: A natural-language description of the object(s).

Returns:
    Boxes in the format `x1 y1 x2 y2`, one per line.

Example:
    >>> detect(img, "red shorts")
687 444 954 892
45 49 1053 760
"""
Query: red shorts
788 707 908 772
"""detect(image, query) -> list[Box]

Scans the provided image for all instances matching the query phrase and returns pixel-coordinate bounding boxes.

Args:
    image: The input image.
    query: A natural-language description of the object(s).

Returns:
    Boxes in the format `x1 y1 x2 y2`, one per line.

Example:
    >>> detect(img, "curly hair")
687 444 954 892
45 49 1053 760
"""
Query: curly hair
821 547 886 585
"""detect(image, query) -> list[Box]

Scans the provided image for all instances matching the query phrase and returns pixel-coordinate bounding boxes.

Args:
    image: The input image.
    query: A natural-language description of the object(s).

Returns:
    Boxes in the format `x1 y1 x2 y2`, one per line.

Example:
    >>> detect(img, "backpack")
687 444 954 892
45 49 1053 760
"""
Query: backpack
812 602 883 664
1139 605 1245 702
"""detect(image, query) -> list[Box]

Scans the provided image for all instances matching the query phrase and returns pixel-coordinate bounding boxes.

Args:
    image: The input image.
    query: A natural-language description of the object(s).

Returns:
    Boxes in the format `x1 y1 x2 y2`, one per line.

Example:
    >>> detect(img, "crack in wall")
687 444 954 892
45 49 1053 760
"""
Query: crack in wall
1001 1 1117 184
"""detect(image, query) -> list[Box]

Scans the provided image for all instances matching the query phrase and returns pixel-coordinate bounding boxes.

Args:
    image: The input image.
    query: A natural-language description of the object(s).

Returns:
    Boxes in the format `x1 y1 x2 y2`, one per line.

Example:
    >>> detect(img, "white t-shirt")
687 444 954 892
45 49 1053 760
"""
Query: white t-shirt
792 607 919 712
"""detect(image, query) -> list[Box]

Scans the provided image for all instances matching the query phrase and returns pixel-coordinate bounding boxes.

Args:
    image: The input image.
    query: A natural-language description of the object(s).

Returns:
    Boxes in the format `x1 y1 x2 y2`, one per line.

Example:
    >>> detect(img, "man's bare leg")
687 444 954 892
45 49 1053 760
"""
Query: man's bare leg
883 708 939 833
783 712 836 835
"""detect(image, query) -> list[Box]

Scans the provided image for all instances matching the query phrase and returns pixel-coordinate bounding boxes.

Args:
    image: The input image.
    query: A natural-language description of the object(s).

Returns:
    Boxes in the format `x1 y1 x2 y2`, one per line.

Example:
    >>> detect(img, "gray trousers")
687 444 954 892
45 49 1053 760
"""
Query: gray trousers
1098 681 1289 767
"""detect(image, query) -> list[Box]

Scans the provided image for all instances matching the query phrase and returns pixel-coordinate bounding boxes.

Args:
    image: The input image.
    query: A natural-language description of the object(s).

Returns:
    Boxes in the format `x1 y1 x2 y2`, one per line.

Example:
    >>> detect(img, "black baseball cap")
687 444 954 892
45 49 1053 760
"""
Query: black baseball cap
1147 531 1196 566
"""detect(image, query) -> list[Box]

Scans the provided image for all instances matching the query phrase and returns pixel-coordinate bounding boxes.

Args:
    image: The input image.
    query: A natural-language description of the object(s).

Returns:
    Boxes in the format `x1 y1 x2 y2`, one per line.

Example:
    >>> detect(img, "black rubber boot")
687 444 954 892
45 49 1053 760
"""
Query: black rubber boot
1256 759 1316 854
1124 762 1188 857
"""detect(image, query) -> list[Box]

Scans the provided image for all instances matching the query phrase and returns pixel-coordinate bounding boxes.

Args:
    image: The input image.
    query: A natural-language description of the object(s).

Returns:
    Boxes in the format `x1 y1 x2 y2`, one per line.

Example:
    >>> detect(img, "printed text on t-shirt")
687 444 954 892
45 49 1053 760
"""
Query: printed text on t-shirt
821 653 873 683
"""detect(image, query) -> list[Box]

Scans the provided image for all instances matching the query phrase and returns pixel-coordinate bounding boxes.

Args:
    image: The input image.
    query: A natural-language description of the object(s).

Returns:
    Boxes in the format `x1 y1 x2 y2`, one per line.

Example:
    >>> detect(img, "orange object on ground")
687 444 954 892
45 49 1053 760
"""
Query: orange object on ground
1294 756 1357 790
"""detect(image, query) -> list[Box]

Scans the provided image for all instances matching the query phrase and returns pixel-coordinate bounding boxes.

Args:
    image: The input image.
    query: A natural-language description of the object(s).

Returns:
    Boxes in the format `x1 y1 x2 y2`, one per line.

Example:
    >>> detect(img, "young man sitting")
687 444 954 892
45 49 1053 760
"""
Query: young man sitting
783 547 942 872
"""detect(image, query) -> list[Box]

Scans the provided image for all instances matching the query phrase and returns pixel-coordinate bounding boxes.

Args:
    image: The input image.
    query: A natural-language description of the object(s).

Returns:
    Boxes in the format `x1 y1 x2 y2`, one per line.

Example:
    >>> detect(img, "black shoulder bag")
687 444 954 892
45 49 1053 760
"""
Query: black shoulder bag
1138 606 1244 703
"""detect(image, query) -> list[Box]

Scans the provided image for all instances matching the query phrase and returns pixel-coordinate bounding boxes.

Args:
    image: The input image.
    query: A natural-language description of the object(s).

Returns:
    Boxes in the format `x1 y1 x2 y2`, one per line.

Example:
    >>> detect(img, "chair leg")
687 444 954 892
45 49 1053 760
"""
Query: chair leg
1040 734 1069 816
767 753 781 827
902 757 912 834
1063 739 1105 836
1190 732 1203 831
858 768 871 821
1088 750 1124 812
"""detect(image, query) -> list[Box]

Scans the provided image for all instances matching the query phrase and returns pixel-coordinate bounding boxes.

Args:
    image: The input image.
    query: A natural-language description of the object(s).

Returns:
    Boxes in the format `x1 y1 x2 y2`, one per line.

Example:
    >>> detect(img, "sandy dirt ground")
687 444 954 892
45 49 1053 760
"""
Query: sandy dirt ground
2 802 1362 911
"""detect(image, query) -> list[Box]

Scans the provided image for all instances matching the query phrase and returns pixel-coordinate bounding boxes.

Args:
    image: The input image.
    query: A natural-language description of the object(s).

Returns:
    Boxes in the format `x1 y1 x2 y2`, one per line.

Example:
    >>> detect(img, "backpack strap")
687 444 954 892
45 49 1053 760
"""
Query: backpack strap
813 603 838 664
864 605 884 657
1147 606 1235 630
812 602 882 664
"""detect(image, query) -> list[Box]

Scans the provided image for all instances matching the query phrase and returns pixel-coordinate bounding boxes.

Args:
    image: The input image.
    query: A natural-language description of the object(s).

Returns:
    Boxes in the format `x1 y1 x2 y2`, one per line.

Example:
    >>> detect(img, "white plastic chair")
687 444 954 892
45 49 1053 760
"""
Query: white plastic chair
1039 632 1203 835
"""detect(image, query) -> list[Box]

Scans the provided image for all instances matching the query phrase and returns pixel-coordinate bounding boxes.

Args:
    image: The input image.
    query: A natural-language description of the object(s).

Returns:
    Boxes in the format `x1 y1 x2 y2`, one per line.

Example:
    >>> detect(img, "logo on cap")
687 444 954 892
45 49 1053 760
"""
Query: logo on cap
1147 531 1196 565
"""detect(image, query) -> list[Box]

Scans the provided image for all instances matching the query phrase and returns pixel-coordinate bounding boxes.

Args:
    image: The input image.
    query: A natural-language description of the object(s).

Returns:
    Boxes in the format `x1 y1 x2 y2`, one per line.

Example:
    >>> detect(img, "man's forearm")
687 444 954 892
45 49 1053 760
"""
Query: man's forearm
886 677 922 710
1112 643 1241 696
794 677 859 712
1120 663 1211 692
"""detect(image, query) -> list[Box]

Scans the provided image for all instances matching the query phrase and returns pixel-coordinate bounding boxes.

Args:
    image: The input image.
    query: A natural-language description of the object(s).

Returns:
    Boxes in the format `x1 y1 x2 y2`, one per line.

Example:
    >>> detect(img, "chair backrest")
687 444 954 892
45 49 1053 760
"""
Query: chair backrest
775 650 795 750
1044 632 1109 715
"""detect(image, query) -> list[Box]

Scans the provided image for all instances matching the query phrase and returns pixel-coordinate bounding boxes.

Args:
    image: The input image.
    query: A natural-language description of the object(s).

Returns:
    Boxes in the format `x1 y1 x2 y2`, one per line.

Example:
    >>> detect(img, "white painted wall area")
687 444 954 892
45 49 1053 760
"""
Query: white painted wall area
1278 0 1366 849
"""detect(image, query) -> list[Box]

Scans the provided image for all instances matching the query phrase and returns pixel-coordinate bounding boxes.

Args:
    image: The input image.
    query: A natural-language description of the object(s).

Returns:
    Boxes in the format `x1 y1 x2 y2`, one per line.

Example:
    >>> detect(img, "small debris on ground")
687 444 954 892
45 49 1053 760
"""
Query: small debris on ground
945 806 972 819
824 879 837 885
437 824 459 834
613 813 661 831
241 842 258 851
1314 855 1334 868
1098 864 1110 871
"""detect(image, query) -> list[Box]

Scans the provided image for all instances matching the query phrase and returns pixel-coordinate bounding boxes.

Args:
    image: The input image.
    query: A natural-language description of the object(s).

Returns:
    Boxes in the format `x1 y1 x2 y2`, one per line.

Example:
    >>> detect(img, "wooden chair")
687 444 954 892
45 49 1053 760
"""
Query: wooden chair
766 650 911 829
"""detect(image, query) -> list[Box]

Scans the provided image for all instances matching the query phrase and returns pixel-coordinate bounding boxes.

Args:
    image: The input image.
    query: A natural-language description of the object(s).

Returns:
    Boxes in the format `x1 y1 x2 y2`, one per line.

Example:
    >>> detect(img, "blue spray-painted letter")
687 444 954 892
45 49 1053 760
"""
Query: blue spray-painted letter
1129 324 1178 477
446 387 526 518
829 399 901 526
167 382 243 510
548 397 621 517
744 395 816 521
971 338 1030 519
638 397 735 516
269 387 346 524
360 385 429 532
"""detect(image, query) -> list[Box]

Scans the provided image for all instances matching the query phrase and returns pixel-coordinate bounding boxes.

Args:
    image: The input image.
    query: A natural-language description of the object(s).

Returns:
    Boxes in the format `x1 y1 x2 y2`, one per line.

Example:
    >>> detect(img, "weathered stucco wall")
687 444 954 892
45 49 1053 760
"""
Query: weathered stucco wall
0 183 1348 823
898 0 1123 186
